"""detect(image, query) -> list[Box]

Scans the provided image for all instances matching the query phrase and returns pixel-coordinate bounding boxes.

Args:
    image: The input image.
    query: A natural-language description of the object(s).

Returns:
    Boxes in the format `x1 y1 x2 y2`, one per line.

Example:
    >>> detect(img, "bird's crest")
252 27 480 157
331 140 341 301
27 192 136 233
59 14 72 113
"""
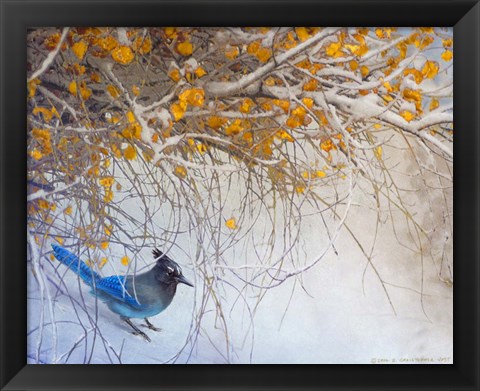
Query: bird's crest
152 248 174 263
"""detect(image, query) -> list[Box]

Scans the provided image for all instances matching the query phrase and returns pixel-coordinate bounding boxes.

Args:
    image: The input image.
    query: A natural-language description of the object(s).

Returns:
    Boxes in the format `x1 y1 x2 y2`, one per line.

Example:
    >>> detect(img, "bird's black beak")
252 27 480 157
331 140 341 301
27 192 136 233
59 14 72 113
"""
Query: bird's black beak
176 275 194 287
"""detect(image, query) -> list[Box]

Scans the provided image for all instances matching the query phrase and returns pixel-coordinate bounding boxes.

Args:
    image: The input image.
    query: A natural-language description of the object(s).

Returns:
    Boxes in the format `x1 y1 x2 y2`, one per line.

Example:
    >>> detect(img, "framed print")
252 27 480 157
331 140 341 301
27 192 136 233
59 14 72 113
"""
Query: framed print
1 0 479 390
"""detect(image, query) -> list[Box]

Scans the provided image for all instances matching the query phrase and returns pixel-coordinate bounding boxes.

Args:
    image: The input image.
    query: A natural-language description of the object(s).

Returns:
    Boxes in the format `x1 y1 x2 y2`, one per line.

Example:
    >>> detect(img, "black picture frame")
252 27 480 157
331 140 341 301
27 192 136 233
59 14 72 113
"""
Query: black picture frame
1 0 479 390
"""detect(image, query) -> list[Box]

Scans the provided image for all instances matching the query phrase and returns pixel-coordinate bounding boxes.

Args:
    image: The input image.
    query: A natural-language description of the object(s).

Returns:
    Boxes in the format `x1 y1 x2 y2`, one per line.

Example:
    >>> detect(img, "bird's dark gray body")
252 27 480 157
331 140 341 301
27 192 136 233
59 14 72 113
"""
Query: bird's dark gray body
102 270 178 319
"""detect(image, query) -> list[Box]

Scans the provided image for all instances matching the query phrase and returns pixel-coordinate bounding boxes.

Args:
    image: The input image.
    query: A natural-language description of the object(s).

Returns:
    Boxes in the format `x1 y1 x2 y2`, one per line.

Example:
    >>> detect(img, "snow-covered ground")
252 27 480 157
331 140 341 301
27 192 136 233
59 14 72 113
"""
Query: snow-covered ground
27 133 453 364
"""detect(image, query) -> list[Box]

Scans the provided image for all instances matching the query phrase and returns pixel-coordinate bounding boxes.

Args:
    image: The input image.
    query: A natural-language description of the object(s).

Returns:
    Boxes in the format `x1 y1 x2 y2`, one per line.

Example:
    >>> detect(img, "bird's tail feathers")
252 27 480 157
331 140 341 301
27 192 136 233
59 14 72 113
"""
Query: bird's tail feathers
51 244 100 286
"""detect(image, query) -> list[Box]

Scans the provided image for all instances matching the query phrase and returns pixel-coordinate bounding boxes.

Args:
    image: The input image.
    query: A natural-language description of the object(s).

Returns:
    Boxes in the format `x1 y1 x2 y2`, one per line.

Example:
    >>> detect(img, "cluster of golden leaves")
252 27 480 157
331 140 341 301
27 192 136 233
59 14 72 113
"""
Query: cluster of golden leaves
28 27 452 237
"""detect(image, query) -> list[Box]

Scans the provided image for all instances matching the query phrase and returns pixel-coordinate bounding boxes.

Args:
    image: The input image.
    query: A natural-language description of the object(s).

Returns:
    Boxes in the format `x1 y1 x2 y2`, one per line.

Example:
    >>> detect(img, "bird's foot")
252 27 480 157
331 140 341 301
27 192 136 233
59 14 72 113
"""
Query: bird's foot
132 330 151 342
142 323 162 332
143 318 162 332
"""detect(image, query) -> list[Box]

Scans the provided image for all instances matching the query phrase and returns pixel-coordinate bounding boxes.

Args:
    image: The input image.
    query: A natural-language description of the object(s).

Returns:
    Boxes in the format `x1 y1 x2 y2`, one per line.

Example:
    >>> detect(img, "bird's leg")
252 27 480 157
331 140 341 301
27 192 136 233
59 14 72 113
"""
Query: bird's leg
143 317 162 332
122 317 151 342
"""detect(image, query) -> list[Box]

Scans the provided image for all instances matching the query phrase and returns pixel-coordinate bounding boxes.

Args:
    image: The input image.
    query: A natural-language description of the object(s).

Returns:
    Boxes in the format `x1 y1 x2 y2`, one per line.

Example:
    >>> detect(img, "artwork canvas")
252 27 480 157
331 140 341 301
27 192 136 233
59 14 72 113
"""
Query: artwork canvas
27 27 453 364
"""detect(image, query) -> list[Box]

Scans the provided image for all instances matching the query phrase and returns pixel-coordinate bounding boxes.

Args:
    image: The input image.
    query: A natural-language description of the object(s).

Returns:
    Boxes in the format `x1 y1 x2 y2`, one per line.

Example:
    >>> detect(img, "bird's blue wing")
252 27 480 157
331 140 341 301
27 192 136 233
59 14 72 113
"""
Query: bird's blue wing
94 275 142 308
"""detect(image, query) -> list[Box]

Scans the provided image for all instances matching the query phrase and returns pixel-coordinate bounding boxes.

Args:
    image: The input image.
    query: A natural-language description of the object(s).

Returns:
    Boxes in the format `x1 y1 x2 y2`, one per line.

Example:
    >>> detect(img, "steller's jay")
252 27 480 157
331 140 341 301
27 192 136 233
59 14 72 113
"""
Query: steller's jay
51 244 193 342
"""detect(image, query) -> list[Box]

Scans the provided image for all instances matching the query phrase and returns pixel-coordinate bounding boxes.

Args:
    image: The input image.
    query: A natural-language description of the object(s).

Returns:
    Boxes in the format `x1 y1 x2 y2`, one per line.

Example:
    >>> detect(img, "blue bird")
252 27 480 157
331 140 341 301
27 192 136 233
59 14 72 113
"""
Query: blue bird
51 244 193 342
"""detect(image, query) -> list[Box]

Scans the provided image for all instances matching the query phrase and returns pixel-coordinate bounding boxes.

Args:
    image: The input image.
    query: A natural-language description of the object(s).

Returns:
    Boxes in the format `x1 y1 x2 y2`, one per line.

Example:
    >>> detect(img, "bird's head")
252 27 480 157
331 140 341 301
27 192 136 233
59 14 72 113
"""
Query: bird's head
152 248 194 287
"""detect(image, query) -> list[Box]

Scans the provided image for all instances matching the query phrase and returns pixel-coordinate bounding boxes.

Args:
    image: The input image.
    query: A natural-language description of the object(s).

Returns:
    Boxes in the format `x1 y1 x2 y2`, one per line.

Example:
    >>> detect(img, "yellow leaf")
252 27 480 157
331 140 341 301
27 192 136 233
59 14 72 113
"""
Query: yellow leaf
90 72 101 83
247 41 260 55
303 78 318 91
429 98 439 111
174 165 187 178
276 130 294 142
44 32 61 51
208 116 227 129
240 98 255 113
325 41 342 57
32 107 54 123
37 199 50 209
225 218 237 229
404 68 424 84
375 28 384 39
256 47 272 62
441 50 453 62
132 85 140 96
32 128 51 144
79 82 92 100
225 119 243 135
344 44 360 54
64 206 72 215
106 84 120 98
442 38 453 48
100 241 109 250
68 81 77 96
295 185 305 194
397 42 407 59
170 101 187 121
196 144 207 154
242 132 253 144
225 46 239 60
421 60 439 79
70 63 86 75
104 225 112 236
99 257 108 268
349 60 358 71
301 171 310 179
51 106 59 118
320 139 335 152
403 88 422 103
111 46 135 65
419 36 434 50
103 189 114 203
28 79 41 98
360 65 369 78
302 97 314 109
272 99 290 112
123 145 137 160
164 27 177 39
177 41 193 56
419 27 434 34
295 27 310 42
195 67 207 78
168 68 181 82
95 36 118 51
71 40 88 60
400 110 414 122
374 146 383 159
134 37 152 55
126 111 136 123
316 170 326 178
121 255 130 266
286 115 302 128
264 76 276 86
99 176 114 187
178 88 205 107
30 149 43 160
